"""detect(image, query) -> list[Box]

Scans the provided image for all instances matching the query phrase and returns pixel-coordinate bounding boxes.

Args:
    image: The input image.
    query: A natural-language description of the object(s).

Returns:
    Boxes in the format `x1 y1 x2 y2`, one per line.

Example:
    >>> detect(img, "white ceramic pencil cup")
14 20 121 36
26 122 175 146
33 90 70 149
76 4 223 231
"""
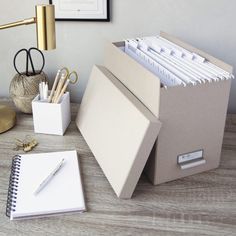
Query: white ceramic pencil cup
32 92 71 135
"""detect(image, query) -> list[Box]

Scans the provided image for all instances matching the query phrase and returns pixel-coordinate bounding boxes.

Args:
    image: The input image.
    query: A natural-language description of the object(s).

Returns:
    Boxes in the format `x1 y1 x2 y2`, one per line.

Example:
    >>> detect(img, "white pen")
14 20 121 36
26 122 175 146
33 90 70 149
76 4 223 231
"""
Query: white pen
42 82 45 99
44 82 48 100
34 158 65 195
39 82 43 100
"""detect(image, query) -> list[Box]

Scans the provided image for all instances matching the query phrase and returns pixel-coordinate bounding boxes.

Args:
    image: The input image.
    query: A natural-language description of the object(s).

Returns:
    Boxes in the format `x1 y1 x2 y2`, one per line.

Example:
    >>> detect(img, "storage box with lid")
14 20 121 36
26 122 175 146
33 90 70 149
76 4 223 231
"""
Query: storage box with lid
76 32 233 198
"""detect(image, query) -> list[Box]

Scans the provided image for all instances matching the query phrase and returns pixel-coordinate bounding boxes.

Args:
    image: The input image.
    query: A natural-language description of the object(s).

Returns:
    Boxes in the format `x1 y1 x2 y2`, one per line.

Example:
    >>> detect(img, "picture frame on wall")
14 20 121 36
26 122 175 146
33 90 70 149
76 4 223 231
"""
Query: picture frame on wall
49 0 110 21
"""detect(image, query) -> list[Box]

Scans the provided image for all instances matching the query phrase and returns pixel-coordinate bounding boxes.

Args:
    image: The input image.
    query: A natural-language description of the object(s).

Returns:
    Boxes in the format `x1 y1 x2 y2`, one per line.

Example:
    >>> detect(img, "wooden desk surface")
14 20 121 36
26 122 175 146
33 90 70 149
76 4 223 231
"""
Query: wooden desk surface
0 100 236 236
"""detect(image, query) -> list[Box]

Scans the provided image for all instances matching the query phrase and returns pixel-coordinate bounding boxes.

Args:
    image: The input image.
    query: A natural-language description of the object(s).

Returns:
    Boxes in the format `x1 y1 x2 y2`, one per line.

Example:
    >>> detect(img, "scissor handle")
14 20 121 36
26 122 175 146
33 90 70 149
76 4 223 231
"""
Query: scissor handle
13 49 28 76
68 71 78 84
60 67 78 84
13 47 45 76
28 47 45 75
60 67 70 77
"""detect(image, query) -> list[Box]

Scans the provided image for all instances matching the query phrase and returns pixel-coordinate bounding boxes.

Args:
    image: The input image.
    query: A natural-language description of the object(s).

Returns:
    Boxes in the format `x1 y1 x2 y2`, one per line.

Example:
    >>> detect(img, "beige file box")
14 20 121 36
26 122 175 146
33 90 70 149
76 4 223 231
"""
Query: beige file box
103 32 233 185
77 65 161 198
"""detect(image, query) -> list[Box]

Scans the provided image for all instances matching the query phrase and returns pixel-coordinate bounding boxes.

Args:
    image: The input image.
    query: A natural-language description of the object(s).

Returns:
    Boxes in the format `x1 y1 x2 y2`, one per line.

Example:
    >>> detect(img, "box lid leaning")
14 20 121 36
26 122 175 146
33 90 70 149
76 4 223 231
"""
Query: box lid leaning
76 65 161 199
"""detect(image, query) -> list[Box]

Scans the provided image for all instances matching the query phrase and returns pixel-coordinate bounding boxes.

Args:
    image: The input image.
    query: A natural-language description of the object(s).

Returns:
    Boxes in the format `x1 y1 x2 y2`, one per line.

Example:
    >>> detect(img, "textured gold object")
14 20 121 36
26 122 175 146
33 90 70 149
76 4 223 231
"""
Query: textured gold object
14 135 38 152
0 4 56 50
0 105 16 133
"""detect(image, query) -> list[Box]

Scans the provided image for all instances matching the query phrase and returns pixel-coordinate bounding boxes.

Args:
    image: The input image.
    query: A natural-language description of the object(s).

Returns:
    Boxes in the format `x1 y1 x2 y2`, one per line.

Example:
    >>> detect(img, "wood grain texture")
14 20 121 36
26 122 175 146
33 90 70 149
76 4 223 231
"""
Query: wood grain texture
0 99 236 236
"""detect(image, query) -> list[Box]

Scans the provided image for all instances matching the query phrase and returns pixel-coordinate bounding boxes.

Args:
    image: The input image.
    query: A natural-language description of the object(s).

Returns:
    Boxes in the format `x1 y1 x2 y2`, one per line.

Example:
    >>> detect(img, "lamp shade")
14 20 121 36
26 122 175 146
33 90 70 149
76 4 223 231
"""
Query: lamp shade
36 4 56 50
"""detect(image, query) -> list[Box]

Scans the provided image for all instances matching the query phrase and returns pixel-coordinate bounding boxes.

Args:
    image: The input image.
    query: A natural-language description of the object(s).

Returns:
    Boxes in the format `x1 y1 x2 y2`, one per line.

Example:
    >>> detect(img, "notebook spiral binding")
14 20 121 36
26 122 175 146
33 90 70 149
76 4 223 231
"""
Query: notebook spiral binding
6 155 22 218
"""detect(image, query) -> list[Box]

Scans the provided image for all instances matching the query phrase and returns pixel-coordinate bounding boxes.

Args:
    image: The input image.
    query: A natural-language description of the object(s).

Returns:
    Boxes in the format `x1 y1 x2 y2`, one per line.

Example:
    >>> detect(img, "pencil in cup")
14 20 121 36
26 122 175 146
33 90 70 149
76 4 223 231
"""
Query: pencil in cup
52 73 67 103
54 79 70 104
48 70 61 103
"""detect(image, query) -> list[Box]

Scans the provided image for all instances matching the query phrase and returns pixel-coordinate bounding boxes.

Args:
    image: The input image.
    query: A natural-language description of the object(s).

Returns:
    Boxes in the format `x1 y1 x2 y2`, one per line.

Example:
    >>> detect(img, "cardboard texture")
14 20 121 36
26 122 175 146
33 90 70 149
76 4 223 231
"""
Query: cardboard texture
104 32 233 185
76 65 161 198
145 80 231 184
32 92 71 135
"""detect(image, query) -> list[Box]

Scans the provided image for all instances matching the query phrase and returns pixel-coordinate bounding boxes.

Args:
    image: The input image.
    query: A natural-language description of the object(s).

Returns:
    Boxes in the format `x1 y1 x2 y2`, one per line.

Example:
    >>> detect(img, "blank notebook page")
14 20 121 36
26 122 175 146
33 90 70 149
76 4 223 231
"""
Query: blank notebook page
12 150 85 219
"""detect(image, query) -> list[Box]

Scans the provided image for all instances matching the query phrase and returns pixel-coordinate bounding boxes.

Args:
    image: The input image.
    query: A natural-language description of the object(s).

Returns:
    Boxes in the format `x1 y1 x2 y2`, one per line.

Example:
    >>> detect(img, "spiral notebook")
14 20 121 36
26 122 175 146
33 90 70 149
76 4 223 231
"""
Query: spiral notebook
6 150 86 220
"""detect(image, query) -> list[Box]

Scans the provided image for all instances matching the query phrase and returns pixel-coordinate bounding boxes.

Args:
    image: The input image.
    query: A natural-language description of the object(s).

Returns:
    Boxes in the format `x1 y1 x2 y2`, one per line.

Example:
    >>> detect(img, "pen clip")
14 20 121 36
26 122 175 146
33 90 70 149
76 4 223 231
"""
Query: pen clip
53 158 65 176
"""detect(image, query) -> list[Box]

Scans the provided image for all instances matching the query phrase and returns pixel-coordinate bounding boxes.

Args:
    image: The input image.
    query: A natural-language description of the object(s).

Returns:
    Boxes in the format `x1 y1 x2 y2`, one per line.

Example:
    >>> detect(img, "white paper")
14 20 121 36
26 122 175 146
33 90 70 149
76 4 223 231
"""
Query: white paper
125 40 185 87
125 36 234 87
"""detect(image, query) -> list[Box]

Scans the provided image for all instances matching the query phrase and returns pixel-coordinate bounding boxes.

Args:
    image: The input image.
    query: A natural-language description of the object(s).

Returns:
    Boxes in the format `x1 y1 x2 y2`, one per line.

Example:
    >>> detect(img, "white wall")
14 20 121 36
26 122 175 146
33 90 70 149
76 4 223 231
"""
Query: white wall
0 0 236 112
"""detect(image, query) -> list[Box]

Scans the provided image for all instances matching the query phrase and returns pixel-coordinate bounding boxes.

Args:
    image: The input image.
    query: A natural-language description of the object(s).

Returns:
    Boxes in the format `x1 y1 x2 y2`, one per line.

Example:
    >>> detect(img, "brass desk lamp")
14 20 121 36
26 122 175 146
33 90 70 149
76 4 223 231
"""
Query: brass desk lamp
0 4 56 133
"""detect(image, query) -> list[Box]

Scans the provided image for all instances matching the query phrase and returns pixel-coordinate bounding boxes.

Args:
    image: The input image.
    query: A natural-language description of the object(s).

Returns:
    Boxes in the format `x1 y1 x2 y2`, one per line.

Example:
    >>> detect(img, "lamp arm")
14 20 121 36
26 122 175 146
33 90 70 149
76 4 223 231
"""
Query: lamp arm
0 4 56 50
0 17 36 30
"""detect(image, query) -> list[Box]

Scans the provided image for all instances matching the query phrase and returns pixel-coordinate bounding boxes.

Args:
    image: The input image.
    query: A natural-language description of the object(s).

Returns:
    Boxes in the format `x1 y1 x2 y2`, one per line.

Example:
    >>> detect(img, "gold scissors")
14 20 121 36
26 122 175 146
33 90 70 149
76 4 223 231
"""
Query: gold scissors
60 67 79 84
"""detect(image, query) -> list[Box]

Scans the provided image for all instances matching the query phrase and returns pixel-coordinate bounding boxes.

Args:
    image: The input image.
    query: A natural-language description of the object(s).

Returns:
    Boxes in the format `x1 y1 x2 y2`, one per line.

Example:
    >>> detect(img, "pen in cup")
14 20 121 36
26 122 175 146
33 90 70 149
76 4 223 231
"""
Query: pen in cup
39 81 48 101
39 67 79 103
